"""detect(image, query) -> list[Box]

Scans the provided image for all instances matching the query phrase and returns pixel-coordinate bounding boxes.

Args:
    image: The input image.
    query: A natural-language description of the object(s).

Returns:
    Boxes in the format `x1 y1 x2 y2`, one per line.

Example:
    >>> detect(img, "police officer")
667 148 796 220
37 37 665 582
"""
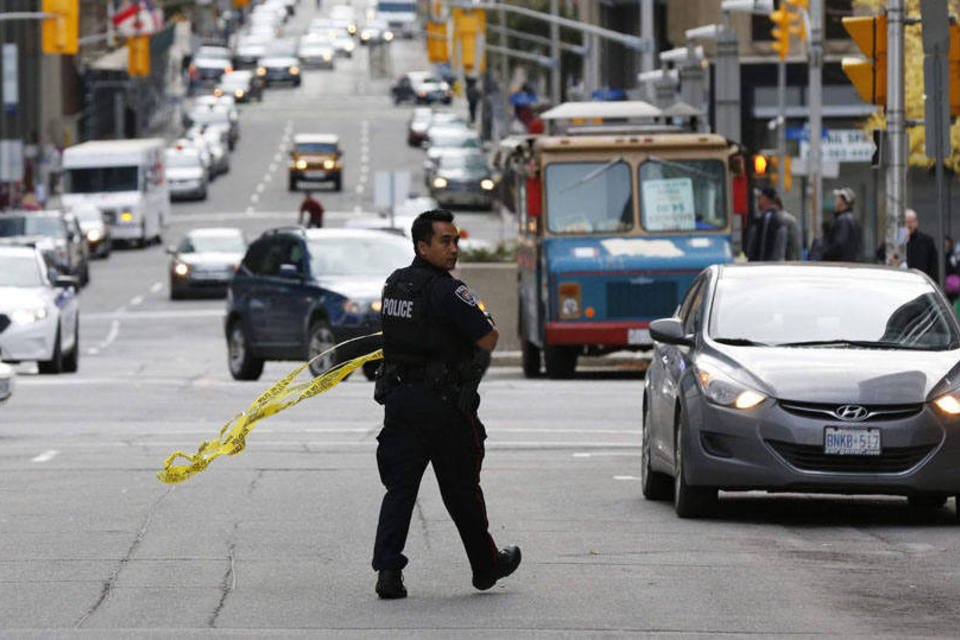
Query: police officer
372 209 521 599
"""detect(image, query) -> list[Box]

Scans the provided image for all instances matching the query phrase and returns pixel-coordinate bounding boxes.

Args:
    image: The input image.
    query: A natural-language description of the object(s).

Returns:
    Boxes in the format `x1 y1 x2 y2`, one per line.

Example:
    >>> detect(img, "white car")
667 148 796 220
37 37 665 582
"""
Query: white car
185 126 230 176
0 361 12 405
165 146 209 200
0 244 80 374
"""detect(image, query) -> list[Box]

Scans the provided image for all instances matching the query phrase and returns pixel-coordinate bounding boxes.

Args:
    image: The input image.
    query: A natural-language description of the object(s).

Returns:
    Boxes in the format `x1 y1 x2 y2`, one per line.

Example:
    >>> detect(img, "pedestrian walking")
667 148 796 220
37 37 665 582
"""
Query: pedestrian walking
823 187 862 262
774 195 802 261
747 186 783 261
372 209 520 599
298 191 324 228
905 208 939 282
466 80 480 125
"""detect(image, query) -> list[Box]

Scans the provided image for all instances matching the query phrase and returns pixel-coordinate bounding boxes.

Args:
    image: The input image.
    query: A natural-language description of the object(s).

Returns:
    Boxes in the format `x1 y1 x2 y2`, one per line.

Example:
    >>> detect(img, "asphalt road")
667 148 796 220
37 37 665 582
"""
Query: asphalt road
3 3 960 638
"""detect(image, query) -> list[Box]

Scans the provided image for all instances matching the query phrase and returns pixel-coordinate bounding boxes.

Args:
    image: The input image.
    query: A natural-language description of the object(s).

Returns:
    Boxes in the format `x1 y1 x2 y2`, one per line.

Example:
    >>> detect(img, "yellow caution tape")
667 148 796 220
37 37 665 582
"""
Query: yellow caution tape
156 334 383 484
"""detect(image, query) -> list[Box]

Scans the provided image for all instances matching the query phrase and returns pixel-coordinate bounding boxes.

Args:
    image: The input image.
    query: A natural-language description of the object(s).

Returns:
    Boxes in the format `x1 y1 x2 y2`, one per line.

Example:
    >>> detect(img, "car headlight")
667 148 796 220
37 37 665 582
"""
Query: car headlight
214 88 223 97
694 363 766 410
361 33 370 41
433 176 448 189
256 67 266 76
370 300 382 313
11 307 48 325
173 262 190 277
235 89 245 98
347 24 357 34
322 52 332 61
480 178 495 191
296 159 308 170
86 229 102 242
323 159 336 169
345 42 355 52
289 65 300 74
383 31 394 41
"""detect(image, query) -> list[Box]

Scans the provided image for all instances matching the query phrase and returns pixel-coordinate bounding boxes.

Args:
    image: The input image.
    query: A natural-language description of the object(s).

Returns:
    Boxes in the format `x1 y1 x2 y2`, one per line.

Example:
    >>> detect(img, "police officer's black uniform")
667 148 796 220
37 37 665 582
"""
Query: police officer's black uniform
372 255 518 596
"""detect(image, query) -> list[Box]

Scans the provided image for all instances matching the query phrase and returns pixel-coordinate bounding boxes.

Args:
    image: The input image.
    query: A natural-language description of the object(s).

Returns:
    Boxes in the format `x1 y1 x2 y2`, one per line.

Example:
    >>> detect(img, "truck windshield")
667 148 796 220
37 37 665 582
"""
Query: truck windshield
544 161 632 234
64 166 139 193
638 158 726 232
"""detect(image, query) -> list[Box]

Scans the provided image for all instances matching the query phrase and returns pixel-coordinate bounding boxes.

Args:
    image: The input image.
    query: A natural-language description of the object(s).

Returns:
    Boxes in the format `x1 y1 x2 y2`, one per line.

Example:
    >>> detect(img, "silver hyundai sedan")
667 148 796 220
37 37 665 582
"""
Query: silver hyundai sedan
642 263 960 518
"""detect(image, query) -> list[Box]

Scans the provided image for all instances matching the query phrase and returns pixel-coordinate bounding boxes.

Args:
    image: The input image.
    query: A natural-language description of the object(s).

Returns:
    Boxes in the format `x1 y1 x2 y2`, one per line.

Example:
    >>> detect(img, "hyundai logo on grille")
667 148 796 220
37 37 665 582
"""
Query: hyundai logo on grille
835 404 869 421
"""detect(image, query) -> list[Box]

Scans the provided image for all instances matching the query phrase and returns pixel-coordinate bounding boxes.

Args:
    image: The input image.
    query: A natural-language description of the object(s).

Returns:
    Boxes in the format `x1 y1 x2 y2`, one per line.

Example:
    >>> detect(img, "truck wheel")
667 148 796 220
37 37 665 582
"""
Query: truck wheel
521 339 540 377
544 345 576 379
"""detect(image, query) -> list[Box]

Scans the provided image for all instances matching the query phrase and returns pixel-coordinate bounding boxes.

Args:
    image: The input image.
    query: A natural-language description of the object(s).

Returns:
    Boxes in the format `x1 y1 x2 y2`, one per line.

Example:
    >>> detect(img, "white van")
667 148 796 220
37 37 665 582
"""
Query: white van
61 139 170 247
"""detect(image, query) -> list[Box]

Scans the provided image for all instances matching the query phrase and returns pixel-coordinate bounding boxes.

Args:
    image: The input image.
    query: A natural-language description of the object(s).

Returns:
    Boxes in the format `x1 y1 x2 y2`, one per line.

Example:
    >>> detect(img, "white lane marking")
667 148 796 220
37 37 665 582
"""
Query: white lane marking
251 193 260 203
354 185 364 194
130 295 144 306
353 205 362 212
573 451 641 458
273 153 282 163
268 163 277 173
263 173 272 183
614 475 640 481
88 316 123 353
150 282 163 294
84 309 224 321
246 206 255 215
32 450 59 463
256 183 265 194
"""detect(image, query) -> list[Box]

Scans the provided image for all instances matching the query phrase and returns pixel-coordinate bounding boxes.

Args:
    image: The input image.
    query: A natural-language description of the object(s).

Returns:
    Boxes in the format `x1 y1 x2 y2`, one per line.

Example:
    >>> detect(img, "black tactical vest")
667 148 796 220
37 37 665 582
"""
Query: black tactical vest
381 264 466 368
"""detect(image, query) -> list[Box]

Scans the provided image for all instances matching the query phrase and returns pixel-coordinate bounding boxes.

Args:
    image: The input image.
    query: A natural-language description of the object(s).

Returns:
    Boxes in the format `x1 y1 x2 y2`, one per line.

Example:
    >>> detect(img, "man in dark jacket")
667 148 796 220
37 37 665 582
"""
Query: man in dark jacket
905 208 939 282
823 187 862 262
747 186 783 261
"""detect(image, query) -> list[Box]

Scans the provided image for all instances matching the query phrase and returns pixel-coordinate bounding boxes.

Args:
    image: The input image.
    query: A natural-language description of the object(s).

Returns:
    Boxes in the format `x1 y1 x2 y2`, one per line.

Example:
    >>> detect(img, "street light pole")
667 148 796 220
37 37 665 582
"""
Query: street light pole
808 0 823 251
550 0 560 105
886 0 906 265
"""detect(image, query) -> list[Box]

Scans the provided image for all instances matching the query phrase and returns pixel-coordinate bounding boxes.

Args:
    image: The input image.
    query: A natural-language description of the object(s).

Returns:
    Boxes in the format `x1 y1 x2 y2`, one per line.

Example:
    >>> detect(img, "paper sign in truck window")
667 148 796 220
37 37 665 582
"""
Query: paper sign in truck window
642 177 696 231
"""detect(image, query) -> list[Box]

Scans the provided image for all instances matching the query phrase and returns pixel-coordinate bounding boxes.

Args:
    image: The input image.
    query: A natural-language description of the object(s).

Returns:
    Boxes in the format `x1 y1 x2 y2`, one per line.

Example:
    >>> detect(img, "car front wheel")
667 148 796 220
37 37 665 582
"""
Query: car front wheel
227 320 264 380
38 324 64 374
674 411 718 518
641 397 672 501
308 321 337 377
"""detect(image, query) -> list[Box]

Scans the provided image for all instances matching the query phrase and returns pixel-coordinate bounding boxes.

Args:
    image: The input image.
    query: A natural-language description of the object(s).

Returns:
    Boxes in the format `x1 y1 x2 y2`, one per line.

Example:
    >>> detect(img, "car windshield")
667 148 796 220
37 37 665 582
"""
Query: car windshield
64 166 139 193
296 142 337 153
221 77 248 89
73 208 103 223
0 216 63 238
309 237 409 277
190 109 230 126
165 152 201 168
181 234 245 253
545 161 633 234
639 158 727 231
710 273 960 350
0 254 43 286
197 47 230 59
439 154 488 171
430 132 478 148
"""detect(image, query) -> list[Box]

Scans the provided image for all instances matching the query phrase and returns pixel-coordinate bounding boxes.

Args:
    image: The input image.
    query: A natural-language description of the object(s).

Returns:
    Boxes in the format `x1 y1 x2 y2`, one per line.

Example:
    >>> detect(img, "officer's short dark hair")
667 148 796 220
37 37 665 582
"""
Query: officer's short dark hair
411 209 454 252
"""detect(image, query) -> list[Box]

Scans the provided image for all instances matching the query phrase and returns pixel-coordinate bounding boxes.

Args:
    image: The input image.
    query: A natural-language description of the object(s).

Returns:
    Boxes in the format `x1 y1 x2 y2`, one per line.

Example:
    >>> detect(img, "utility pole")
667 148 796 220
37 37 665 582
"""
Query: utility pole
715 16 741 143
640 0 655 101
808 0 823 250
886 0 906 265
550 0 560 105
776 56 786 190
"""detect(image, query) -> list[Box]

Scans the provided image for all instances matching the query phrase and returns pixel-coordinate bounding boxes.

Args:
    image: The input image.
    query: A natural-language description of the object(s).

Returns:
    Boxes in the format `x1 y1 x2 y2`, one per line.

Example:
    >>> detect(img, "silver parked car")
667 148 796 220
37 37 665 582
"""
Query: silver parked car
643 263 960 518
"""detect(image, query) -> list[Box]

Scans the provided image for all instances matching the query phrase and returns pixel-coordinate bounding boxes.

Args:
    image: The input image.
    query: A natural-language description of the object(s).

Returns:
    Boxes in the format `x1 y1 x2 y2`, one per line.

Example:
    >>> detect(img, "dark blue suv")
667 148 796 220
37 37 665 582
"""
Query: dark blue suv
224 227 412 381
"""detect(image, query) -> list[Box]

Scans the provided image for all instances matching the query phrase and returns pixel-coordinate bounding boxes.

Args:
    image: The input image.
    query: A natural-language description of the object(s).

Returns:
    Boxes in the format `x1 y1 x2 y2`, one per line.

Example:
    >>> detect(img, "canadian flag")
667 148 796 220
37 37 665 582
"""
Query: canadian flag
112 0 164 36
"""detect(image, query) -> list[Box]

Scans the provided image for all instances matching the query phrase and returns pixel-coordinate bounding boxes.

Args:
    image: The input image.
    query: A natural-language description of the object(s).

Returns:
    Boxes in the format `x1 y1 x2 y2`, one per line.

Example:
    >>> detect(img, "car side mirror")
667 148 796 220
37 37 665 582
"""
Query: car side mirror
278 263 302 280
649 317 693 346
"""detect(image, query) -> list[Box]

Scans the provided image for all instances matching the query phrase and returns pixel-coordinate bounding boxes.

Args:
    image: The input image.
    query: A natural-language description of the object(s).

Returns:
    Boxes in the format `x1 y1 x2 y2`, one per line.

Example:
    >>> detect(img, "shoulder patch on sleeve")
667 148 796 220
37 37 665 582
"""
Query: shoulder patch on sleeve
454 284 478 306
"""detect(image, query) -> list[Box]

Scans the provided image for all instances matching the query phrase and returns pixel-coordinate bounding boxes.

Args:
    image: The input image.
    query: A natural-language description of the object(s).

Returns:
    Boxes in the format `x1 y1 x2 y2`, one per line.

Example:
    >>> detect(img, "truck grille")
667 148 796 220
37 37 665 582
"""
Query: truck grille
766 439 934 473
606 281 677 319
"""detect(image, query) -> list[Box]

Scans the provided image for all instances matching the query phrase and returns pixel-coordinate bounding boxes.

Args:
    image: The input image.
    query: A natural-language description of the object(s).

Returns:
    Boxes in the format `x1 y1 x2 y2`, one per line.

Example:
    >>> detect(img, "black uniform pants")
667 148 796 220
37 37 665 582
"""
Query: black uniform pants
372 382 498 580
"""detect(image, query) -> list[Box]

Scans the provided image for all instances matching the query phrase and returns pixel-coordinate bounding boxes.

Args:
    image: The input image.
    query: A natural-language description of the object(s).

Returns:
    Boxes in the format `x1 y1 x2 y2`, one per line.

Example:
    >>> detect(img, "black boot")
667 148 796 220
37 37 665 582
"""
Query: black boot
376 569 407 599
472 546 522 591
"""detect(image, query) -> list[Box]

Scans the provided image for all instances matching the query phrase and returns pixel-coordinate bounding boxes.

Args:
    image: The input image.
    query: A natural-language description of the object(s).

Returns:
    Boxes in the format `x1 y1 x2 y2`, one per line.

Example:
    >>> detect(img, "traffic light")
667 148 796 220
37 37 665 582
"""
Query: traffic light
452 8 485 72
950 23 960 116
41 0 78 55
425 22 449 64
769 7 791 60
841 15 887 105
128 35 150 77
752 153 792 192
